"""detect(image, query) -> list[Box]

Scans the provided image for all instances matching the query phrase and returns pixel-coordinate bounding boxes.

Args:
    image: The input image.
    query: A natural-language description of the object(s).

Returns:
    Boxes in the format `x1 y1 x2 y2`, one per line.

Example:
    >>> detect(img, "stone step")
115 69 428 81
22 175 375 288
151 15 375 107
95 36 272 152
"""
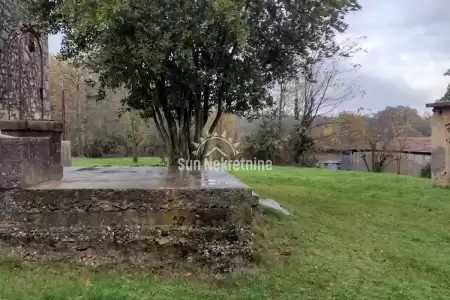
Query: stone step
0 224 253 270
1 187 254 212
0 207 251 227
0 167 258 270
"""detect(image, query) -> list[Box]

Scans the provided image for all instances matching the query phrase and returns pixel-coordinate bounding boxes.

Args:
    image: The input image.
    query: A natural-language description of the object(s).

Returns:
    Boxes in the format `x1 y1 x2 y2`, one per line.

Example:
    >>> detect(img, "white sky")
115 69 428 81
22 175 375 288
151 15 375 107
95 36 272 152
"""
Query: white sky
340 0 450 113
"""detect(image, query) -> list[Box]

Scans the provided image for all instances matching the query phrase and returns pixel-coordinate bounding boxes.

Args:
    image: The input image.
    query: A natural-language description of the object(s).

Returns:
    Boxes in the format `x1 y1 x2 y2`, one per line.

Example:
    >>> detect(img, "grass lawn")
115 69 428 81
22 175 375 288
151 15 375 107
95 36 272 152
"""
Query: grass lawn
72 156 165 167
1 158 450 299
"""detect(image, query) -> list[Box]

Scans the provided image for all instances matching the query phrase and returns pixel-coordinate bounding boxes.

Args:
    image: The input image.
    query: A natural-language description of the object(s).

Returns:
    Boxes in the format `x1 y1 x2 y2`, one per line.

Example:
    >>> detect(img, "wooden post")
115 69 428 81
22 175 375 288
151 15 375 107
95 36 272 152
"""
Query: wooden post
60 78 66 140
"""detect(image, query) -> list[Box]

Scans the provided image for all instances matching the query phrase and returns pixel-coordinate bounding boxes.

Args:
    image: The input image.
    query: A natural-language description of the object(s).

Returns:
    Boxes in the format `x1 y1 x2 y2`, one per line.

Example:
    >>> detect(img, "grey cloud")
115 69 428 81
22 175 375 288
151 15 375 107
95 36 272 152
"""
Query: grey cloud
348 0 450 52
340 0 450 113
341 73 430 113
350 0 450 29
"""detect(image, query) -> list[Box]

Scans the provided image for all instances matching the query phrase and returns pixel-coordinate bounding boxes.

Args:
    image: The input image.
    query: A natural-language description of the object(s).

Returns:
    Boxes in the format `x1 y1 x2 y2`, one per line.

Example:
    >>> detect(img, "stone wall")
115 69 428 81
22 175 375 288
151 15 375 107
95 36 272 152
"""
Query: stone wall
0 0 51 120
429 108 450 186
0 181 257 271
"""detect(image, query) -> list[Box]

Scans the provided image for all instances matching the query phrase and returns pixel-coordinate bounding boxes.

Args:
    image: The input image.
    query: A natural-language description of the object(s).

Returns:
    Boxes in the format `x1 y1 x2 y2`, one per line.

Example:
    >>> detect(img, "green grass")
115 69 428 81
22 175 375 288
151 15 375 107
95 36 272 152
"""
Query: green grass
2 158 450 299
72 156 165 167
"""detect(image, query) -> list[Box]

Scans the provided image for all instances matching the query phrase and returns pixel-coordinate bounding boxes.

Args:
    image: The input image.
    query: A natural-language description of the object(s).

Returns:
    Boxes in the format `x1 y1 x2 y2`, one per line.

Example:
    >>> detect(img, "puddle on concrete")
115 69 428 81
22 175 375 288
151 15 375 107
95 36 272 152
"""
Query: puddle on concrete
76 167 97 172
29 167 249 190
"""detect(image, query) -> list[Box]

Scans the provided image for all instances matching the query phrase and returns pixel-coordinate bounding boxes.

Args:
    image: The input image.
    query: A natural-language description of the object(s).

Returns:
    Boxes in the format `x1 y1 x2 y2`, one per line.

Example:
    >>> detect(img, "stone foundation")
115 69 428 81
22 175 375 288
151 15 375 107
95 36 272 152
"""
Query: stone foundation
0 167 258 271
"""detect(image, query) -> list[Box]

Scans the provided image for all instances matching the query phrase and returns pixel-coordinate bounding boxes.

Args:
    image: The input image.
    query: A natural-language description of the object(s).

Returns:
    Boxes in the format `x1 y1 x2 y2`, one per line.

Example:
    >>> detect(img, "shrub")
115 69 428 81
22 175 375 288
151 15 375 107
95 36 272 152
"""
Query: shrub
296 150 320 168
420 163 431 178
242 121 290 164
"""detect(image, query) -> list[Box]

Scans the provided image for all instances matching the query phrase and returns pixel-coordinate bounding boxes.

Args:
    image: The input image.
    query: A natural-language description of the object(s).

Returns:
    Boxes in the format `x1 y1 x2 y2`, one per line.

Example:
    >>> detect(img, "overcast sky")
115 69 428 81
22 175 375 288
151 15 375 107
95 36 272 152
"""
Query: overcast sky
340 0 449 113
48 0 450 114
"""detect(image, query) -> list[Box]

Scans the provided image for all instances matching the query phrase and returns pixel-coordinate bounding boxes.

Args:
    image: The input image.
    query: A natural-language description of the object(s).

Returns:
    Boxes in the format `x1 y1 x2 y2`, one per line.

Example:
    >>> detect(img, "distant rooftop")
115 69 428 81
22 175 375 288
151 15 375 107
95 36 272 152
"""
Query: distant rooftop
347 137 432 155
426 101 450 109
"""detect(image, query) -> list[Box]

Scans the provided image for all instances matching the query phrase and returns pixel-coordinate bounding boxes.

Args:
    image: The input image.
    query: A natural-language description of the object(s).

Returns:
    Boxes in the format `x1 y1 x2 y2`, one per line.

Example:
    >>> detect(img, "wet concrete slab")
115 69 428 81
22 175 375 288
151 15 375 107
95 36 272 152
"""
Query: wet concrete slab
28 167 249 190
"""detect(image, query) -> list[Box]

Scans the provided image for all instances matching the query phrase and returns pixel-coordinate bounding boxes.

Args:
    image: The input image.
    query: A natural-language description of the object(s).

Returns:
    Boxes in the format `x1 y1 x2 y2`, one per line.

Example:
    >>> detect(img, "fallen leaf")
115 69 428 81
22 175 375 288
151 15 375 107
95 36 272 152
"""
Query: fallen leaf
233 282 241 287
328 282 336 287
183 272 192 277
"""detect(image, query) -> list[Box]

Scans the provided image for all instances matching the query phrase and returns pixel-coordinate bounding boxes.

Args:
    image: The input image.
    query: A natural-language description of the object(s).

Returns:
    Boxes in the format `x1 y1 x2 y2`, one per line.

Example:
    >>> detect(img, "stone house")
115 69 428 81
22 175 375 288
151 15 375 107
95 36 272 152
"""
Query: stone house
426 101 450 186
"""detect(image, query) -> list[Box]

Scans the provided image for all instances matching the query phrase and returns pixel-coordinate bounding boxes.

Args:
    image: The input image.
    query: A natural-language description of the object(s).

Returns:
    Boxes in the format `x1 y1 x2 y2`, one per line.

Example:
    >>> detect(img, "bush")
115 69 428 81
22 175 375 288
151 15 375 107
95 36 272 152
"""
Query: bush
242 121 290 164
420 163 431 178
296 151 320 168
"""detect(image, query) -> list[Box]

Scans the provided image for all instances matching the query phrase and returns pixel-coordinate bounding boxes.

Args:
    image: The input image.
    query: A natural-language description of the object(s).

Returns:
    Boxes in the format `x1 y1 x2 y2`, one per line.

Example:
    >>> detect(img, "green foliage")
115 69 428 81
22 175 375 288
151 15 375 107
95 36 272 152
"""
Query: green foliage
440 70 450 102
242 117 320 166
242 120 288 163
28 0 360 164
290 124 315 164
420 163 431 178
21 0 64 33
86 134 122 158
295 150 319 168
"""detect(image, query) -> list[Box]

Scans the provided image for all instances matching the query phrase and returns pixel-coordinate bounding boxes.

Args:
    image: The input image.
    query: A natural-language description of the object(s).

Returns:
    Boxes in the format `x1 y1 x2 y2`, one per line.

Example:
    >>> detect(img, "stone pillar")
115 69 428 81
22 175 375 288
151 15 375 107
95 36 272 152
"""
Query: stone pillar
61 140 72 167
0 135 52 188
0 120 63 188
0 0 51 120
426 102 450 186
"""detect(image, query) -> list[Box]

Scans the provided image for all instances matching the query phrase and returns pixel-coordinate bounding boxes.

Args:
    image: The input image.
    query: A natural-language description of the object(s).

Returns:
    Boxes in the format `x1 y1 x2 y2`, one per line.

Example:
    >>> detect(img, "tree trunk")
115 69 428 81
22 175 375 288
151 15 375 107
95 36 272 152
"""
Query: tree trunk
167 147 183 166
130 112 139 164
279 81 284 127
153 114 191 166
294 78 300 121
361 152 371 172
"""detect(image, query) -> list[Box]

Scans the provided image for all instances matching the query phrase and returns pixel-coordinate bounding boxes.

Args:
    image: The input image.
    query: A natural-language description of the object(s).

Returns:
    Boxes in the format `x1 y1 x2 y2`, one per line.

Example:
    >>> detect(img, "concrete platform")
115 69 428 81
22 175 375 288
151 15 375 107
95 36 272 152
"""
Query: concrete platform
0 167 257 271
30 167 249 190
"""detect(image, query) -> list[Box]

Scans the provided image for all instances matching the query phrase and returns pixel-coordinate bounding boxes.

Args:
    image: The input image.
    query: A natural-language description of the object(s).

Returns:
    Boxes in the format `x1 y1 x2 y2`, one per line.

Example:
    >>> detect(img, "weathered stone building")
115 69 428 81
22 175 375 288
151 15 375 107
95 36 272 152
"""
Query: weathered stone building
426 102 450 186
0 0 50 120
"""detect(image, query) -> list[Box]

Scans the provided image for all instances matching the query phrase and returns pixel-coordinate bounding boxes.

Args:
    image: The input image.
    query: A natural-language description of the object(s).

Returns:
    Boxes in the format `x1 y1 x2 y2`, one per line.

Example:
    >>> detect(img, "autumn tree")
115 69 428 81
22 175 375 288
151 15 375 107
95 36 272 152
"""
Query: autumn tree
376 106 429 137
28 0 360 165
286 39 363 163
338 109 411 173
50 57 93 152
50 58 163 158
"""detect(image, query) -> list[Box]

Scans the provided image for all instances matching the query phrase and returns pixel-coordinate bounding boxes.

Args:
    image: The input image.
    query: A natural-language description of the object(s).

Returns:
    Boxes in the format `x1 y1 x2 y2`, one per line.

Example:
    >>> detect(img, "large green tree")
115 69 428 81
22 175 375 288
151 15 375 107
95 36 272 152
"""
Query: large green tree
440 70 450 102
28 0 360 164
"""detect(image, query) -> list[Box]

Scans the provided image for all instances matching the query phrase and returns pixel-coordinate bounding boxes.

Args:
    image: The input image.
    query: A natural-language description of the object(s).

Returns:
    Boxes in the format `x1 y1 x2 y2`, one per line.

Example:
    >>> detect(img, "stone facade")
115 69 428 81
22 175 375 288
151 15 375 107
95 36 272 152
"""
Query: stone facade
426 102 450 186
0 0 51 120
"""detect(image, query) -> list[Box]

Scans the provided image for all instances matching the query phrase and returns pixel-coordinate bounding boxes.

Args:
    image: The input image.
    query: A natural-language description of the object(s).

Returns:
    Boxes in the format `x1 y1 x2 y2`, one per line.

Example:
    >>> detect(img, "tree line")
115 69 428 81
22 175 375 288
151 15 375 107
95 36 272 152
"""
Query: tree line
50 57 165 161
49 56 431 171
